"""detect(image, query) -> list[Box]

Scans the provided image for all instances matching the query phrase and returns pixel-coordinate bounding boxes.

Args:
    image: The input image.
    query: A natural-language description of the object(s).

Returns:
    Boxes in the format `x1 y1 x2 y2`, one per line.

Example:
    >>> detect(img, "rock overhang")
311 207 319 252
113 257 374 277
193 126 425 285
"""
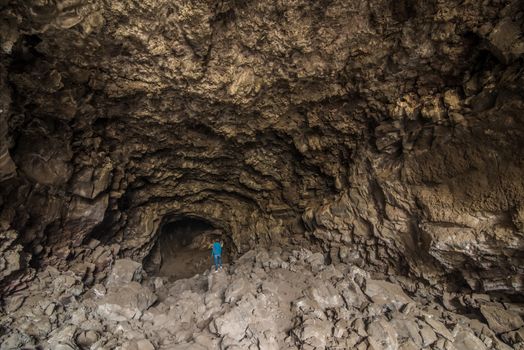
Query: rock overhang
0 0 523 294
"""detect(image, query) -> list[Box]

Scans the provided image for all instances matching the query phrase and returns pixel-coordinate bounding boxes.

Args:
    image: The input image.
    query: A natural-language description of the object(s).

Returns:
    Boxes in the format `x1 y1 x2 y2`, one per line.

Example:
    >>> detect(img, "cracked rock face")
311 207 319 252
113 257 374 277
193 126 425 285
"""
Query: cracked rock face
2 247 523 349
0 0 523 299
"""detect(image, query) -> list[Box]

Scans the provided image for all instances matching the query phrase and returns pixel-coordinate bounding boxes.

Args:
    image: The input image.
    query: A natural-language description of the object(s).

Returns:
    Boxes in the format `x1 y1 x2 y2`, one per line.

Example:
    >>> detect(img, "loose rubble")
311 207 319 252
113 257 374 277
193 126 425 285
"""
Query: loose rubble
1 246 522 350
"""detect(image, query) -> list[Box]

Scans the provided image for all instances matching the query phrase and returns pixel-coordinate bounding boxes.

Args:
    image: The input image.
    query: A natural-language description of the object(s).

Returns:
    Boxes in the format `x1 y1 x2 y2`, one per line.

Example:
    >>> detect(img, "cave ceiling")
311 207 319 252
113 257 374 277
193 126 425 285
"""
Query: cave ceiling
0 0 523 292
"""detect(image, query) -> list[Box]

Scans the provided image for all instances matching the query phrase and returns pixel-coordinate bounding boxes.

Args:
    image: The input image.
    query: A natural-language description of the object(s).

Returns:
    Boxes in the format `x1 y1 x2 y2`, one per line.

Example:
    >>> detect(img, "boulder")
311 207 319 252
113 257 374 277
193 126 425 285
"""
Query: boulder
76 330 99 348
224 276 255 303
46 325 78 350
364 279 414 310
0 330 34 350
501 326 524 345
96 282 157 322
390 318 422 347
297 318 332 348
480 304 524 334
213 307 250 341
366 318 399 350
418 322 437 347
305 280 344 310
106 259 143 287
452 330 487 350
0 230 23 283
423 315 453 340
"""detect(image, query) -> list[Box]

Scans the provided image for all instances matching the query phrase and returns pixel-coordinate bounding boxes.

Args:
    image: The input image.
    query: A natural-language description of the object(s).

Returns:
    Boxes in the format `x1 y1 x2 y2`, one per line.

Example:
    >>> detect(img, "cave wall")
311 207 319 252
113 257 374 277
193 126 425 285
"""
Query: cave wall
0 0 523 293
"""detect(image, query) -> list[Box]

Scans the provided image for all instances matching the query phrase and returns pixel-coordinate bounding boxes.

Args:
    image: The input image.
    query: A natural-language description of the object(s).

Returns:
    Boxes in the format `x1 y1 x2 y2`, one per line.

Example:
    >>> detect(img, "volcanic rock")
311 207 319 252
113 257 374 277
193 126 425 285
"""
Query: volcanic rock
480 304 524 334
0 0 523 349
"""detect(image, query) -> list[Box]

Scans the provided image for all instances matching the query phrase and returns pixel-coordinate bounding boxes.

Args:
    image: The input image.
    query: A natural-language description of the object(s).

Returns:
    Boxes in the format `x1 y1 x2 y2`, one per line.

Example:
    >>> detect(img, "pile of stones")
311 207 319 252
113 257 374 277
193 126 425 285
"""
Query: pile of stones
1 246 523 349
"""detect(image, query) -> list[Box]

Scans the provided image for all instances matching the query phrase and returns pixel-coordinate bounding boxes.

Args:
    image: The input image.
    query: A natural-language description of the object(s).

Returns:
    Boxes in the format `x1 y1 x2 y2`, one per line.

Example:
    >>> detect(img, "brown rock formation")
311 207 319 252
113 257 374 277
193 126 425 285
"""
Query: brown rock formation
0 0 523 297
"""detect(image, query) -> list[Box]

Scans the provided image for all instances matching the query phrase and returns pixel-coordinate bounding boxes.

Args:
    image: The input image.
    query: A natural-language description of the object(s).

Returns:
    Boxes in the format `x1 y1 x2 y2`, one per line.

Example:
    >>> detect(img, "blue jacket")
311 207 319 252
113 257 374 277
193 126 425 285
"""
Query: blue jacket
212 242 222 257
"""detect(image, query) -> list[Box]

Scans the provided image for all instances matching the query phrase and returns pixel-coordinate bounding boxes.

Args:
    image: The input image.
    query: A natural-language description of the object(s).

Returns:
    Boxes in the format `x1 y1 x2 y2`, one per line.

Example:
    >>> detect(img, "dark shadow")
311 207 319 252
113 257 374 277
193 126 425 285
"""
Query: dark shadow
391 0 417 22
144 217 229 281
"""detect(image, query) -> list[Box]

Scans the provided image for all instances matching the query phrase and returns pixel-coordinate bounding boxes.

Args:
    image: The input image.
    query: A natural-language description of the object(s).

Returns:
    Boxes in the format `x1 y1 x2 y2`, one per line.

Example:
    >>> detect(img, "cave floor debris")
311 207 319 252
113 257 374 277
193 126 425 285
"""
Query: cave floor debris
1 247 523 350
157 248 217 282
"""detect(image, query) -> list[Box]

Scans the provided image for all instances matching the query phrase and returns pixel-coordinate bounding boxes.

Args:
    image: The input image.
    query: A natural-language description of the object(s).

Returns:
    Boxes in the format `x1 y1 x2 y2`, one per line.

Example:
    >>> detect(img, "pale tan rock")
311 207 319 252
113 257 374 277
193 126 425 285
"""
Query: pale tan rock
106 259 143 287
76 330 99 348
452 330 487 350
96 282 157 322
390 318 422 347
480 304 524 334
399 339 419 350
364 279 414 311
366 318 398 350
419 323 438 347
423 315 454 341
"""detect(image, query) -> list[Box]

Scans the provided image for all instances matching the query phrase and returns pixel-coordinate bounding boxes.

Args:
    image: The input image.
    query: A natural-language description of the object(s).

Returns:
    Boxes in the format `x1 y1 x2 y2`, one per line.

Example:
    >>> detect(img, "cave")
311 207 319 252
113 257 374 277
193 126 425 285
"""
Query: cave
0 1 523 349
144 217 227 280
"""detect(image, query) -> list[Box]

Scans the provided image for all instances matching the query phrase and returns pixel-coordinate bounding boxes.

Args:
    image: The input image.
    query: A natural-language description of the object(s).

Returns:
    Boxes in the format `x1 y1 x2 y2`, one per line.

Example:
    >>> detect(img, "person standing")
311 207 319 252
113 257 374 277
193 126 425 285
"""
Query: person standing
211 240 223 272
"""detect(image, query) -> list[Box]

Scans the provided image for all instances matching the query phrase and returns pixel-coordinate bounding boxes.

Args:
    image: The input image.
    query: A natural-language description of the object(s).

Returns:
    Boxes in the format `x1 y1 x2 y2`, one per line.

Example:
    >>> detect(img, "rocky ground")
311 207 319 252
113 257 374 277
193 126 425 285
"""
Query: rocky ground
1 246 523 350
1 1 523 349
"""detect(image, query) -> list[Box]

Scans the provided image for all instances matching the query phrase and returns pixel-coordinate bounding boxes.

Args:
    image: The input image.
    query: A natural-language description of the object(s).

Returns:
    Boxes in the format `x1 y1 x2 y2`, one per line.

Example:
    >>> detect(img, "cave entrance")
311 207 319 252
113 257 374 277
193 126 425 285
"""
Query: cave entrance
144 217 228 281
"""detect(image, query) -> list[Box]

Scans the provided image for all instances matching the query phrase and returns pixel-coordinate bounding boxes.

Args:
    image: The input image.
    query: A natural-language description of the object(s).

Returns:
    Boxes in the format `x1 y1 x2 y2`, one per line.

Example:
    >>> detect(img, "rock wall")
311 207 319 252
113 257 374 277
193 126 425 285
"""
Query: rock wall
0 0 523 293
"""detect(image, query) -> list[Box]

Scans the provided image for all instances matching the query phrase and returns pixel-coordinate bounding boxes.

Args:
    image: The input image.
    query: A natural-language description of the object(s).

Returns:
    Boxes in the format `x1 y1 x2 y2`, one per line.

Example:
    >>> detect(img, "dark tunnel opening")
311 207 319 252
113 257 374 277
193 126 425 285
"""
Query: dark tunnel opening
144 217 230 281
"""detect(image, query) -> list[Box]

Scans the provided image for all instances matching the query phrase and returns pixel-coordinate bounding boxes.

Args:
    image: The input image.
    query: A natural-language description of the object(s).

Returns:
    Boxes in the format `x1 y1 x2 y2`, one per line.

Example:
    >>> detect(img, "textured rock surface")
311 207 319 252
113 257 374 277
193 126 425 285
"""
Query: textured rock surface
1 0 523 293
1 248 521 349
0 0 523 326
